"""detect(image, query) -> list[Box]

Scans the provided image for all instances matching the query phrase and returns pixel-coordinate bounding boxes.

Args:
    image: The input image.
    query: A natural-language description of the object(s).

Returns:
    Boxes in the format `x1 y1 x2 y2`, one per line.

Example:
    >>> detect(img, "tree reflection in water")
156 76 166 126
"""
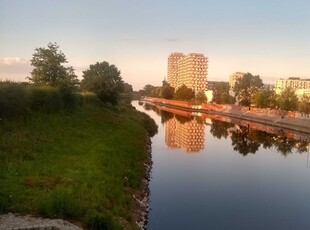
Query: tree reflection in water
143 103 310 156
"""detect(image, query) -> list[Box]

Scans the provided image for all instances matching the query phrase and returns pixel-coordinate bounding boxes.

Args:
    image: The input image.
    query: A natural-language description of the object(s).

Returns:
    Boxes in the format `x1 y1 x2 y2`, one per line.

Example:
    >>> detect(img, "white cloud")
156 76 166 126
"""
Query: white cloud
0 57 32 81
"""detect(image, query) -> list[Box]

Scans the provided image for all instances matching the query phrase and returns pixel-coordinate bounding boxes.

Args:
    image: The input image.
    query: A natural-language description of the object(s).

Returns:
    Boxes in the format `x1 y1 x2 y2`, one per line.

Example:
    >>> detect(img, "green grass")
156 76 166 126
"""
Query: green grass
0 95 156 229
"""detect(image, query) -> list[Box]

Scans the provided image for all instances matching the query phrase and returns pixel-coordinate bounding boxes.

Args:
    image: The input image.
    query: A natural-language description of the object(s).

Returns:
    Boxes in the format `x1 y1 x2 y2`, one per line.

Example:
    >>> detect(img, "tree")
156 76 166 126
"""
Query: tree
161 81 175 99
195 91 207 103
173 85 195 101
277 87 298 111
212 82 235 104
298 94 310 114
29 42 79 90
233 73 263 106
253 86 277 108
81 61 124 105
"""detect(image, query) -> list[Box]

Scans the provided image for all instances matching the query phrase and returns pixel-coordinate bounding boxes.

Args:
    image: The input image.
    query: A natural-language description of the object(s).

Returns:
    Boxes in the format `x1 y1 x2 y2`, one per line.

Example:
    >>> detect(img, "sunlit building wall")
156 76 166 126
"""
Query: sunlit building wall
177 53 208 94
229 72 245 89
275 78 310 97
167 52 208 94
167 52 185 88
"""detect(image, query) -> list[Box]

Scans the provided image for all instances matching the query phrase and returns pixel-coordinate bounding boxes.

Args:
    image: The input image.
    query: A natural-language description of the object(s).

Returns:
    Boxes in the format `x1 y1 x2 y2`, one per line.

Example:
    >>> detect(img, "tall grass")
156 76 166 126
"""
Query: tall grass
0 84 157 229
0 81 81 119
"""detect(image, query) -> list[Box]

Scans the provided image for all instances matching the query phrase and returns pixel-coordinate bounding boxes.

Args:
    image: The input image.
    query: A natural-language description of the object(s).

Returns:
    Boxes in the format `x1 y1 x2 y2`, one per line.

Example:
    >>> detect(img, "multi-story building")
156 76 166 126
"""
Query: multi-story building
275 77 310 97
229 72 245 89
167 52 185 88
167 52 208 94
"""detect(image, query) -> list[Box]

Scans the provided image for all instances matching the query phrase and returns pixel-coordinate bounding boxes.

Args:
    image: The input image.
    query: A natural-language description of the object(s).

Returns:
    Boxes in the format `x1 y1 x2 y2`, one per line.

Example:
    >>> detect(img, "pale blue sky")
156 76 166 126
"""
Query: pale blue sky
1 0 310 90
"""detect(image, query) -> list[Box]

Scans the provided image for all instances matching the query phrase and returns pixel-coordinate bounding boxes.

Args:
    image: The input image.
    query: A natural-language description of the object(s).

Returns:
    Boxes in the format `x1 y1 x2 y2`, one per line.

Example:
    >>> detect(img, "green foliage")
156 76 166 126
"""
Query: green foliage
30 87 63 112
29 42 79 90
233 73 263 106
0 81 81 119
277 87 299 111
253 86 277 108
0 191 10 214
84 209 121 230
174 85 195 101
161 84 175 99
298 94 310 114
0 96 156 229
0 81 29 119
39 188 80 218
212 82 235 104
195 91 207 103
81 61 124 105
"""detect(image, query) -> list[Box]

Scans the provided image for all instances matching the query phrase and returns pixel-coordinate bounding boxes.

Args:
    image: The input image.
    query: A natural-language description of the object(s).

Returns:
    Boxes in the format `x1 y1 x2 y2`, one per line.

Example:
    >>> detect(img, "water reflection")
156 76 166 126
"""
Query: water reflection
143 102 310 156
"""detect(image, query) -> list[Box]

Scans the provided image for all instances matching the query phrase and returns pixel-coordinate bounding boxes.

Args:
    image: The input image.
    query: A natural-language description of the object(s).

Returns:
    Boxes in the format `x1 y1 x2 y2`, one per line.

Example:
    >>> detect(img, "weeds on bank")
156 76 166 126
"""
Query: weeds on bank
0 82 157 229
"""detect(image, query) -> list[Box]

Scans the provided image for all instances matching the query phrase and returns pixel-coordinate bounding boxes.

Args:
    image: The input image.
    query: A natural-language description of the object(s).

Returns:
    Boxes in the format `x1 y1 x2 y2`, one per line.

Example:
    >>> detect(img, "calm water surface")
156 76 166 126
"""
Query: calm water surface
132 101 310 230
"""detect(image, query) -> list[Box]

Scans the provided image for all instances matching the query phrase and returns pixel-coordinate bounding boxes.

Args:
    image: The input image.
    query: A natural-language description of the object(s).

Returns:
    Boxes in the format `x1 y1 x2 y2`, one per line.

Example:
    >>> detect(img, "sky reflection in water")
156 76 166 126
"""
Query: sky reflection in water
133 101 310 230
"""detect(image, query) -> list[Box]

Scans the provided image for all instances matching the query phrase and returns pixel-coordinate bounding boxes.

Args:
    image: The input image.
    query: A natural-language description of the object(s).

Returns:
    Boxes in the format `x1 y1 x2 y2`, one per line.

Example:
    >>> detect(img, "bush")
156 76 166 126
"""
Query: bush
30 87 64 112
140 112 158 137
0 82 30 119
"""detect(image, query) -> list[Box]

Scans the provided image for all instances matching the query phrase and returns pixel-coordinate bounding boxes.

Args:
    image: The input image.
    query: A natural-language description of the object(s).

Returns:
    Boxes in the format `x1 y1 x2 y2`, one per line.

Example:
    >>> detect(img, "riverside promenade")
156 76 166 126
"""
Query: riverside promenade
141 97 310 135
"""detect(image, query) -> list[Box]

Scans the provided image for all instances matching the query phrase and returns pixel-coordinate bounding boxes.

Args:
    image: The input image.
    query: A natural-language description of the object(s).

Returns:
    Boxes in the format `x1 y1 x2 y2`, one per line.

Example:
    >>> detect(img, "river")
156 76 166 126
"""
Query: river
132 101 310 230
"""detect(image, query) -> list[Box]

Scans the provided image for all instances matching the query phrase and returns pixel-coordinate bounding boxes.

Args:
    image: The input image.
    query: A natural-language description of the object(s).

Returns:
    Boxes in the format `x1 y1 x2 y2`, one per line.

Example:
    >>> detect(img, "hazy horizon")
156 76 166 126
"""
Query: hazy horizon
1 0 310 90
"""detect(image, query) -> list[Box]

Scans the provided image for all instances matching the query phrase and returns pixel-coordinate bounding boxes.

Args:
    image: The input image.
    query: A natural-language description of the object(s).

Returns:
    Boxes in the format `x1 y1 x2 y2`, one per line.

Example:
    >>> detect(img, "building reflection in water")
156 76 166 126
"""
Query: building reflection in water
141 101 310 156
165 115 205 152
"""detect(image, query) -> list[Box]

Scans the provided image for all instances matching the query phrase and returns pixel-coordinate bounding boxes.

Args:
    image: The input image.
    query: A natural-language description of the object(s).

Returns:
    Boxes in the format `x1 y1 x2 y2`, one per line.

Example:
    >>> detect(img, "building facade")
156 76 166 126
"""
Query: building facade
275 78 310 97
167 52 208 94
167 52 185 88
229 72 245 89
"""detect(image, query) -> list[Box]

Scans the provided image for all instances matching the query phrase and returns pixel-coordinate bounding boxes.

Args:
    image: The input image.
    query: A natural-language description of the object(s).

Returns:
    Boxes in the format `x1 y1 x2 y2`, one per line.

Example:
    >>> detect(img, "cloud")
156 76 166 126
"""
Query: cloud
1 57 28 65
0 57 32 81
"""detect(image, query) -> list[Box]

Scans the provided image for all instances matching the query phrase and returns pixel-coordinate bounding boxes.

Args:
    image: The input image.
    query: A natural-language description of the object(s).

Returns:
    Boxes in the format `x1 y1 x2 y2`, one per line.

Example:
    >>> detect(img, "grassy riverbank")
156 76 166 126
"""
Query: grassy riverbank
0 94 157 229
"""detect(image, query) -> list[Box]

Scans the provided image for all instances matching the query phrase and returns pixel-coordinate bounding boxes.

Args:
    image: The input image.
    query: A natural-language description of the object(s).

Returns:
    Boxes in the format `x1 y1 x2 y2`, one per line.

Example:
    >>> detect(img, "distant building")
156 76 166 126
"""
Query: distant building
229 72 245 89
167 52 208 94
167 52 185 88
275 77 310 97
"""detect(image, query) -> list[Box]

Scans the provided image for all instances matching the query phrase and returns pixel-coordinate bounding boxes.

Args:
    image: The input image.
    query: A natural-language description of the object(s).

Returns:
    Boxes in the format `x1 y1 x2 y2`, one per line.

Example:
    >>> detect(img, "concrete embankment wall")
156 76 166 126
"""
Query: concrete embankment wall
141 97 310 135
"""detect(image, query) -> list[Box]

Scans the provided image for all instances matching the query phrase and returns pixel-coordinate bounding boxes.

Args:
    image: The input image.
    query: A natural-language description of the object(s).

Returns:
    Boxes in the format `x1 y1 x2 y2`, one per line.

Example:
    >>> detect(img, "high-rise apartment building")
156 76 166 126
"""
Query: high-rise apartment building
167 52 208 94
229 72 245 89
167 52 185 88
275 77 310 97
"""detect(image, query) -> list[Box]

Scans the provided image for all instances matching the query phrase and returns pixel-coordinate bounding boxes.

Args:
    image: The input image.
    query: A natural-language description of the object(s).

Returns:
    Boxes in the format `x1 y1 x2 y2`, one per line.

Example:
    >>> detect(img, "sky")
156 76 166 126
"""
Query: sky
1 0 310 90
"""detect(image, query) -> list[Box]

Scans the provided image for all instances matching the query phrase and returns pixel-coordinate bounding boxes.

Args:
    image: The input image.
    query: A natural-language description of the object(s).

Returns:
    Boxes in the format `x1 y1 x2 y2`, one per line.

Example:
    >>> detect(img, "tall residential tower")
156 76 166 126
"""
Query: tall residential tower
167 52 208 94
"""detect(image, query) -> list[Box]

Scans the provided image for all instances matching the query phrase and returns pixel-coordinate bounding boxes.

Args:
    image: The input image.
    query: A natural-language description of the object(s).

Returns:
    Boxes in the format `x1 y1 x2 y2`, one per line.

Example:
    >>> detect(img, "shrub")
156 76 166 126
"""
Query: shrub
0 82 30 119
0 191 10 213
30 87 63 112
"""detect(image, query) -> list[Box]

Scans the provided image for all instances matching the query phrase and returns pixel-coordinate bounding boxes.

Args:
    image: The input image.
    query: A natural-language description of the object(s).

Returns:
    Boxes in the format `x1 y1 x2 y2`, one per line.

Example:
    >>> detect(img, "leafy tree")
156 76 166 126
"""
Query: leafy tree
233 73 263 106
253 86 277 108
81 61 124 105
29 42 79 90
276 87 298 111
142 84 156 97
161 81 175 99
173 85 195 101
195 91 207 103
212 82 235 104
298 94 310 114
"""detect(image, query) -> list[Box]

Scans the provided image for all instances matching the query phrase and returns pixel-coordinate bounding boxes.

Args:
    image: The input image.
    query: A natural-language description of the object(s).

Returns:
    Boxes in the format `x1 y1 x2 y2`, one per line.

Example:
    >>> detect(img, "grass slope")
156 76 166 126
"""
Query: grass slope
0 96 156 229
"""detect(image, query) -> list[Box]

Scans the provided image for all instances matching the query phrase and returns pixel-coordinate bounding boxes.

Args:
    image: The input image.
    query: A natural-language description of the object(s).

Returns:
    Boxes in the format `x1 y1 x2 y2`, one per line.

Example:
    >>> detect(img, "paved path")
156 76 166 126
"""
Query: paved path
0 213 83 230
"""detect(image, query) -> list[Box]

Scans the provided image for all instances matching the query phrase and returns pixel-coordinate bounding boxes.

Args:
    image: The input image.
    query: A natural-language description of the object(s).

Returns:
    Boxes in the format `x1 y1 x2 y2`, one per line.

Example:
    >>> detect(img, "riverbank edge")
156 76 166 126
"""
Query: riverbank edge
133 135 152 229
141 99 310 135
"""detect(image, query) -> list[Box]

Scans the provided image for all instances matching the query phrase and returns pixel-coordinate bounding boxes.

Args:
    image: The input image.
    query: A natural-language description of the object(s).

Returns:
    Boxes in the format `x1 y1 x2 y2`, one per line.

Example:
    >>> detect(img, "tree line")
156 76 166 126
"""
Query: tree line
139 72 309 114
27 42 133 105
